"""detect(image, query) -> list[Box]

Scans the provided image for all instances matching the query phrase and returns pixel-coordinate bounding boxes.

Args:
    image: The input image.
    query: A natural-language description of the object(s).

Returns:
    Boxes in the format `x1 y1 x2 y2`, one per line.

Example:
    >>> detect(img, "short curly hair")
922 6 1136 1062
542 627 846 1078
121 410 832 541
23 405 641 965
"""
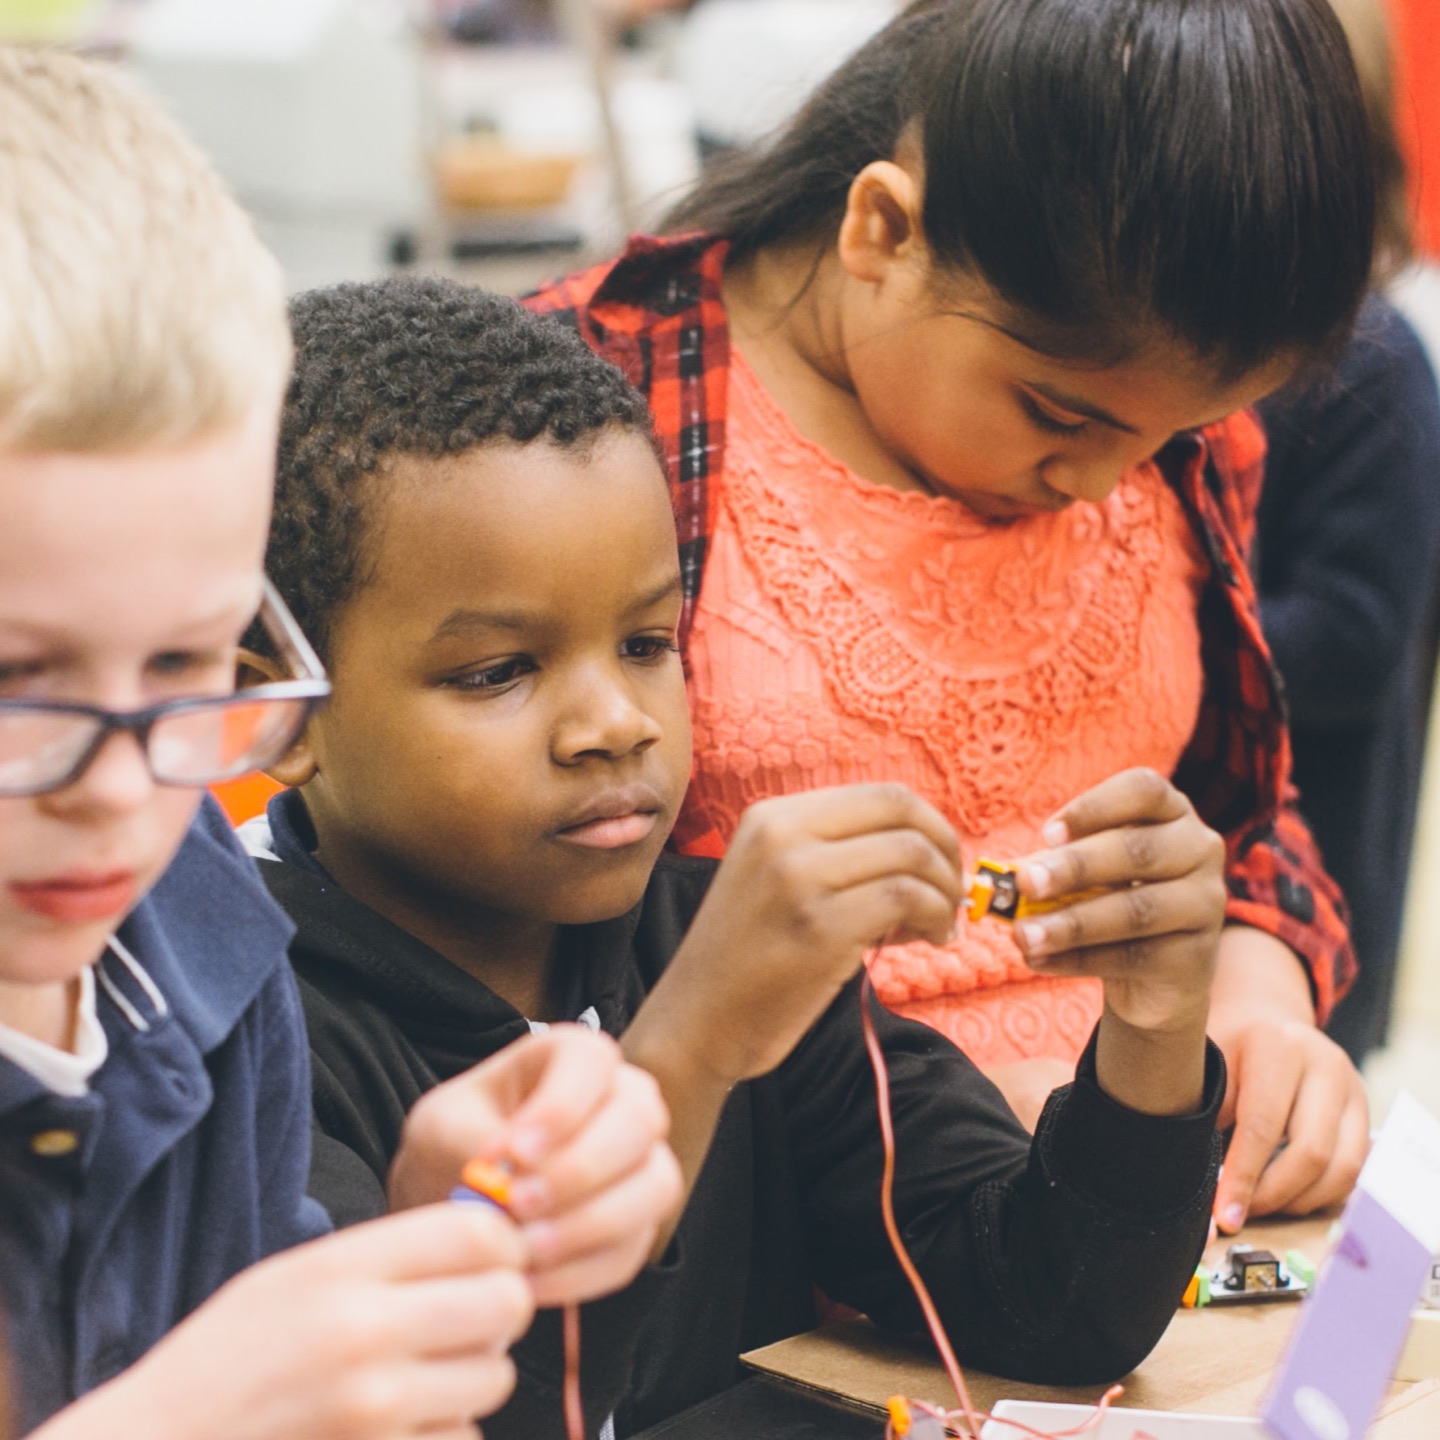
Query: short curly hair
265 275 655 660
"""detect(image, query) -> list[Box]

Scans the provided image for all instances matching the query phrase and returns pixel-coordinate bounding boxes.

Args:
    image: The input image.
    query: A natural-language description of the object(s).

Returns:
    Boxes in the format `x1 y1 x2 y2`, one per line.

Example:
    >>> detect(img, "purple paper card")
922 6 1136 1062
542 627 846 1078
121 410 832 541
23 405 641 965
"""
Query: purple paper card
1262 1093 1440 1440
1261 1189 1430 1440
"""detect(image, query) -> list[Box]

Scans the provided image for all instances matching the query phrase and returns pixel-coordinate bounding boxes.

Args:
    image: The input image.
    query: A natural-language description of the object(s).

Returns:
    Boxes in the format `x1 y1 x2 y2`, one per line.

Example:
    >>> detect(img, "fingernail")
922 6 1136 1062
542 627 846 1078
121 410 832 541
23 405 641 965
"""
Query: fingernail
1024 862 1052 899
1221 1203 1245 1232
509 1126 550 1166
508 1177 549 1219
1042 819 1069 847
1018 921 1050 957
522 1221 558 1263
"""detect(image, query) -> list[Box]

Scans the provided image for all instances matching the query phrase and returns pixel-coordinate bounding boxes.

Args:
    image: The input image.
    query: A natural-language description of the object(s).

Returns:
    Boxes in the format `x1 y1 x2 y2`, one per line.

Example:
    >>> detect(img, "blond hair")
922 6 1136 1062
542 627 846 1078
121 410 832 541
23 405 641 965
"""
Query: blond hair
0 46 290 452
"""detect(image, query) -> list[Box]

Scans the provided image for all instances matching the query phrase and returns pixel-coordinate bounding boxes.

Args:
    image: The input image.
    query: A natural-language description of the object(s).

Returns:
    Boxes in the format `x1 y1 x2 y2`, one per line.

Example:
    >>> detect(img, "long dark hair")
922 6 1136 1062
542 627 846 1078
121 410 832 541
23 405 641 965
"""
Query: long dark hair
667 0 1375 378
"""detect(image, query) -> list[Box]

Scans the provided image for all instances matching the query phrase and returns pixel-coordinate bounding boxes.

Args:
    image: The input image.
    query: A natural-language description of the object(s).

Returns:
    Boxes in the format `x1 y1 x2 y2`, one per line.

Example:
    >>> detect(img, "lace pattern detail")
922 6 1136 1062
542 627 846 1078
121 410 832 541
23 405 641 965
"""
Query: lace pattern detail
686 356 1207 1058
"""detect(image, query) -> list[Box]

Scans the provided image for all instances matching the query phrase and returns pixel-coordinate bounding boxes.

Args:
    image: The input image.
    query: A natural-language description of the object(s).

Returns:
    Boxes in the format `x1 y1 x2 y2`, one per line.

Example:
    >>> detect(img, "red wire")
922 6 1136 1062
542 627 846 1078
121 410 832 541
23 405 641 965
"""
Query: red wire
563 1302 584 1440
860 960 1125 1440
517 942 1133 1440
860 967 987 1438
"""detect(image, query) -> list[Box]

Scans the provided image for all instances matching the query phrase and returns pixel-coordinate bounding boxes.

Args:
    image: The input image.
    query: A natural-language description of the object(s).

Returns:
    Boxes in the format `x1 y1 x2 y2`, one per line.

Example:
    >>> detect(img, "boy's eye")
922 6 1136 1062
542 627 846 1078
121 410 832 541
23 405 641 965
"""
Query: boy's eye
447 657 536 693
1019 391 1089 438
622 636 679 663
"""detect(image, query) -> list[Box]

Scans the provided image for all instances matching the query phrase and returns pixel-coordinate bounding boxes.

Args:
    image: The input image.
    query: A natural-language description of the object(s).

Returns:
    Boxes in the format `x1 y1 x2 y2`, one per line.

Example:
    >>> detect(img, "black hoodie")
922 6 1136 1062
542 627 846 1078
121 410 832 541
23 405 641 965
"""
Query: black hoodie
249 789 1224 1439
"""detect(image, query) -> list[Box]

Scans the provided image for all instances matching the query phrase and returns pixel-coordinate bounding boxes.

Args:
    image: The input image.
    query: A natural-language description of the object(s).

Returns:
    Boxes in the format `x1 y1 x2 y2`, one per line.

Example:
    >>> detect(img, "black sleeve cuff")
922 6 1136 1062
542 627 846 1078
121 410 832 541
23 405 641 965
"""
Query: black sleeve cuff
1037 1031 1226 1218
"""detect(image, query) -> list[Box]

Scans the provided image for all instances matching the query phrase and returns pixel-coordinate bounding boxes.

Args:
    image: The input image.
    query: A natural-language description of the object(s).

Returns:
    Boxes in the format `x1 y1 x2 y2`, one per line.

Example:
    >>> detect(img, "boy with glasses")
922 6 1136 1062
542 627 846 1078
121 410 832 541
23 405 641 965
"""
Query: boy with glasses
0 46 679 1438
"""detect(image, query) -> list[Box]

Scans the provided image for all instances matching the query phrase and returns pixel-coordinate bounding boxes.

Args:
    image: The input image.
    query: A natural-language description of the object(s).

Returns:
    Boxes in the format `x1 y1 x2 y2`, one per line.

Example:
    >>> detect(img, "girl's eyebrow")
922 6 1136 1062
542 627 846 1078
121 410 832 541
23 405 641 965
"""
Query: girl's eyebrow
1025 381 1140 436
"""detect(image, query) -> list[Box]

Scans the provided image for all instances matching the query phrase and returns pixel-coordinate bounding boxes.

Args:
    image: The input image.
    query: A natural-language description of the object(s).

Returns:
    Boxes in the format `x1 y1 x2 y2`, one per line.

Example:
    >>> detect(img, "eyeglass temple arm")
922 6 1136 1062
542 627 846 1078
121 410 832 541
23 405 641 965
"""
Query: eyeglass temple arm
260 576 328 683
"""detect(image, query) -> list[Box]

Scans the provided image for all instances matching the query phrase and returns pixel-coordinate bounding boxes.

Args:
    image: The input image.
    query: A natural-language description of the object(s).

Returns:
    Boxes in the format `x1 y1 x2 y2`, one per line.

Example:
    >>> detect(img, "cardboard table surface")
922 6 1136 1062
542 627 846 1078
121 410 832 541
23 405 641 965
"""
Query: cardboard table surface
741 1215 1339 1419
628 1212 1440 1438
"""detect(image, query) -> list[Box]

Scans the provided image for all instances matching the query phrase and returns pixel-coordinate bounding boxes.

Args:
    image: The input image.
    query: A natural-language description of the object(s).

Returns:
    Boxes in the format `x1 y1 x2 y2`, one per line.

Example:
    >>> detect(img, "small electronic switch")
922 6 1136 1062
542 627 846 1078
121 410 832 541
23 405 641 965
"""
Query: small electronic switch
964 857 1107 925
1181 1244 1313 1308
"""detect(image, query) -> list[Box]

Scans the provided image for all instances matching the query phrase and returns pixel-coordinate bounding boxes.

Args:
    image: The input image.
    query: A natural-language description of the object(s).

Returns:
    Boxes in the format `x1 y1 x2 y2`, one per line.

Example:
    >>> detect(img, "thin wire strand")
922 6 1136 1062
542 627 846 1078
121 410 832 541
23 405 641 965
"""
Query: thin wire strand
860 966 986 1439
860 958 1126 1440
563 1302 584 1440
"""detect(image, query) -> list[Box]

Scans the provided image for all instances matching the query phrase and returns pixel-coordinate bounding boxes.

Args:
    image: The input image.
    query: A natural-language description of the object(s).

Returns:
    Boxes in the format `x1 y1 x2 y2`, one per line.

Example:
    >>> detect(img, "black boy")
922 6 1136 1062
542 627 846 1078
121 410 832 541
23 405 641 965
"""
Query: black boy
248 277 1229 1439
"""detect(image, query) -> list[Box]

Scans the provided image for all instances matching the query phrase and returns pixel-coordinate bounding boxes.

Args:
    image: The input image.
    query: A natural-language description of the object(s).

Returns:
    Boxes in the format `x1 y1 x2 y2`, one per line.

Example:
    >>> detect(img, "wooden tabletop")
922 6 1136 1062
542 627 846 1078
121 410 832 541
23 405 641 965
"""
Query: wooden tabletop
742 1215 1339 1418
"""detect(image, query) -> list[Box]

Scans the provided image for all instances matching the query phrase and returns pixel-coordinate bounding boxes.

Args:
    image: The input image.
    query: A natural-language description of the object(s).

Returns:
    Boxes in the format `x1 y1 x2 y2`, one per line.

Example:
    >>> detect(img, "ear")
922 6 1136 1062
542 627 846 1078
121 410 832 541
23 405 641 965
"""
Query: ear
837 159 924 287
238 647 321 788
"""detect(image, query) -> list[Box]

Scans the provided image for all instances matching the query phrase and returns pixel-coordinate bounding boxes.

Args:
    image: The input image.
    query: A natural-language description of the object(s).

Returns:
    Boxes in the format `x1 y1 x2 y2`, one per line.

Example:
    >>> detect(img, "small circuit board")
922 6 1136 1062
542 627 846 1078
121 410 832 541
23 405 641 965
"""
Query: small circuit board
964 857 1106 925
1181 1244 1315 1309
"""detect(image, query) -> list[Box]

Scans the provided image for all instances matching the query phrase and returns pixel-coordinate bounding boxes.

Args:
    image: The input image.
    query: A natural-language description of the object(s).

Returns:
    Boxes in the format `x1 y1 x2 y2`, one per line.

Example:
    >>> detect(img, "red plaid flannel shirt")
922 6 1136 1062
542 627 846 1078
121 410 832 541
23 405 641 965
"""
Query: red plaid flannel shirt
525 233 1356 1021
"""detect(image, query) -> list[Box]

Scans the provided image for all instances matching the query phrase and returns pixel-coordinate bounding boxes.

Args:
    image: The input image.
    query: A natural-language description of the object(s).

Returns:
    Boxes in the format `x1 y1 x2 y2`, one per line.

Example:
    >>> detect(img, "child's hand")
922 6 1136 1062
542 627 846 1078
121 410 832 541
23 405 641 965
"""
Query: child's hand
1011 768 1225 1113
1208 927 1369 1229
38 1204 533 1440
388 1026 682 1307
644 783 961 1088
623 784 960 1245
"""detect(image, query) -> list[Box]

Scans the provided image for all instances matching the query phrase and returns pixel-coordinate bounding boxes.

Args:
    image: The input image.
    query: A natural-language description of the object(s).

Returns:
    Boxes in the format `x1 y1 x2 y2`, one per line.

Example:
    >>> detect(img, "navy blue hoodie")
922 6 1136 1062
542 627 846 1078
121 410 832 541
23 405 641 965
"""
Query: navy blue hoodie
0 799 329 1431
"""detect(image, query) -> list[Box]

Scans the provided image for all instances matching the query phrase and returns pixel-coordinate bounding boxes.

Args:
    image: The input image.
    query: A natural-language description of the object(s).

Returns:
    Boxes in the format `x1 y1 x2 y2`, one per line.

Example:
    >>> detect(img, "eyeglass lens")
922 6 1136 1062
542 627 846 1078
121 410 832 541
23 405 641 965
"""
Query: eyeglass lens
0 695 312 793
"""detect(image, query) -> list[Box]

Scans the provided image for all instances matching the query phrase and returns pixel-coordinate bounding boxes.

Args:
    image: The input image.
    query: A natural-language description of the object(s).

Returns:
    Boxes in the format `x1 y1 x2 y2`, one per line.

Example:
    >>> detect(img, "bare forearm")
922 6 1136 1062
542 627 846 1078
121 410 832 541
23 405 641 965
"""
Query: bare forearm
1210 924 1316 1034
1094 1004 1208 1116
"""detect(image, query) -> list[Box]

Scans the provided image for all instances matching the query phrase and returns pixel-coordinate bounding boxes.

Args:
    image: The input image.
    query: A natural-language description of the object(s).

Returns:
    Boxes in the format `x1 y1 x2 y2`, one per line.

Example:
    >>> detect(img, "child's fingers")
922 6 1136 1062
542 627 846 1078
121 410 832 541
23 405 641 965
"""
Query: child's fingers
1013 877 1222 961
741 784 960 865
523 1149 682 1306
818 871 959 949
1019 815 1222 902
364 1352 519 1434
1259 1095 1369 1217
383 1268 536 1358
811 827 963 908
1042 768 1193 845
1245 1043 1369 1216
316 1200 528 1284
490 1027 628 1167
1214 1042 1307 1231
507 1065 675 1221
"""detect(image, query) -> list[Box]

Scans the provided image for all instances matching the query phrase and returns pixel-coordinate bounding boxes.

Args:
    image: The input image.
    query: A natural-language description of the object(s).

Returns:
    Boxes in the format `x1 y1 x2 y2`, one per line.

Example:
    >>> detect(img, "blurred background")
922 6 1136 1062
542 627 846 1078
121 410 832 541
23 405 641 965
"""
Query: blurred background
6 0 1440 1111
2 0 898 295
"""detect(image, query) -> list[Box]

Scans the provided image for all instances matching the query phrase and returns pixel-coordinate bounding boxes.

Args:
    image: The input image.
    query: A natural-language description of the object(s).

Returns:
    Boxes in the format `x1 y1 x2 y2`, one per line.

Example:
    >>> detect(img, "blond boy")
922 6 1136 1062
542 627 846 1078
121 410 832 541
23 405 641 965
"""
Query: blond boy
0 47 677 1439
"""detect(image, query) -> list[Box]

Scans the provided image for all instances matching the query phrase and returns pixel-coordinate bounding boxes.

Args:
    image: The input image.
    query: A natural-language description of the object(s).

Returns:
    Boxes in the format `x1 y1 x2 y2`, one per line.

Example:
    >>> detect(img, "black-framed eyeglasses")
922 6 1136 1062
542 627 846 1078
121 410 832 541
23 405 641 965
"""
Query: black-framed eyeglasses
0 578 331 797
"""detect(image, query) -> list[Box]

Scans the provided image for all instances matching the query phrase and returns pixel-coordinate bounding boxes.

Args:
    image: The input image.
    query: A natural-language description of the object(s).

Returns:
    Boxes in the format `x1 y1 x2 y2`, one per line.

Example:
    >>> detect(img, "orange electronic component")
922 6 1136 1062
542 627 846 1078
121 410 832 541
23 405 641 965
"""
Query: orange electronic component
964 857 1107 924
458 1157 514 1209
887 1395 913 1436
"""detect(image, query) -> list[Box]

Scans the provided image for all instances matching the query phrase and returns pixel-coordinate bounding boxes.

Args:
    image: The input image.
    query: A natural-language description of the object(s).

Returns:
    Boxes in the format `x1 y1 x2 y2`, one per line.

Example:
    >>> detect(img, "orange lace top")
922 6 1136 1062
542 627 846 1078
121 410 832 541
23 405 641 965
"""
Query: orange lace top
685 353 1211 1067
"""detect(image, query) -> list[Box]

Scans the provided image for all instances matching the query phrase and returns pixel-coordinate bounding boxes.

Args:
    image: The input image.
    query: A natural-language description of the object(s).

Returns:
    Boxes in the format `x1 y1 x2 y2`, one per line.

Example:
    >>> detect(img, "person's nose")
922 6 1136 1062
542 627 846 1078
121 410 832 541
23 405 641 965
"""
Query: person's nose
552 664 663 764
1037 450 1129 506
40 728 157 820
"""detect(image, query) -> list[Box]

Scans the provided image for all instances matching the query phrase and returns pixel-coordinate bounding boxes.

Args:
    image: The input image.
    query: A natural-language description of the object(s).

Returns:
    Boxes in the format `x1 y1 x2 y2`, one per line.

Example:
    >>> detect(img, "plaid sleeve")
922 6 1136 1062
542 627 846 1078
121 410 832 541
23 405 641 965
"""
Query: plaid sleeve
1173 412 1356 1022
1224 790 1356 1023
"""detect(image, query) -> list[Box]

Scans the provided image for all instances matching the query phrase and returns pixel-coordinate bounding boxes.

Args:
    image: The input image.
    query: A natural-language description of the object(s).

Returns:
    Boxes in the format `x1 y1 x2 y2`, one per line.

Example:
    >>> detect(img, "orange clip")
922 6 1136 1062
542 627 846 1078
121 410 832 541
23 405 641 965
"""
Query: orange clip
459 1157 514 1210
886 1396 913 1437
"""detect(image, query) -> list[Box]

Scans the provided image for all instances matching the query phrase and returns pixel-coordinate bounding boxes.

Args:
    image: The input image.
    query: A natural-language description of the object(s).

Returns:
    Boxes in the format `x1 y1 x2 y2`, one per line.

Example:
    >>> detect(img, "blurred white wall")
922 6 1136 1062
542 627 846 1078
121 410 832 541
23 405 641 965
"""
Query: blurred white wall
675 0 895 147
129 0 426 291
